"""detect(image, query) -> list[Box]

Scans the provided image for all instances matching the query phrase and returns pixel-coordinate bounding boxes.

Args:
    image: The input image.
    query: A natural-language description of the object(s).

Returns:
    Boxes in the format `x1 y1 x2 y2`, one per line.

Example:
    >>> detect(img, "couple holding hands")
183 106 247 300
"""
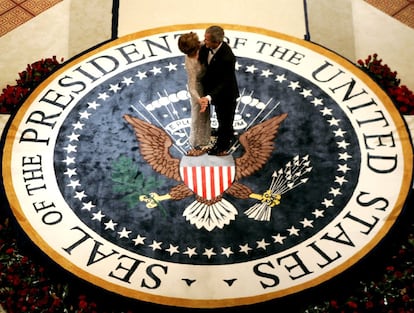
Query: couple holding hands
178 25 239 156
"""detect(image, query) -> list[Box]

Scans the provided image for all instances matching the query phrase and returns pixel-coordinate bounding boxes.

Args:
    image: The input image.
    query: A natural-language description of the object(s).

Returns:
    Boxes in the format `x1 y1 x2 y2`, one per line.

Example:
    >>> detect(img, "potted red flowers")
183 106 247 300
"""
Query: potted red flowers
357 53 414 115
357 54 414 146
0 56 63 114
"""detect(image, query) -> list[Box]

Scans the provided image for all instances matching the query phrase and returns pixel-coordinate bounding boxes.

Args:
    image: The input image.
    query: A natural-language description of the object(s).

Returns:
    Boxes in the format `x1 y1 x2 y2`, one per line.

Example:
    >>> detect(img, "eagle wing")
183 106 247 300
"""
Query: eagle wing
123 114 181 181
235 113 288 180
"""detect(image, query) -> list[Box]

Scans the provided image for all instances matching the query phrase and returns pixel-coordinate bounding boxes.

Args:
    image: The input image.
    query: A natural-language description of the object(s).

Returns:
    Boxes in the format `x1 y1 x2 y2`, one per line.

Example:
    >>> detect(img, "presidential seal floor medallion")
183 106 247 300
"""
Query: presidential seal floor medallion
2 24 413 308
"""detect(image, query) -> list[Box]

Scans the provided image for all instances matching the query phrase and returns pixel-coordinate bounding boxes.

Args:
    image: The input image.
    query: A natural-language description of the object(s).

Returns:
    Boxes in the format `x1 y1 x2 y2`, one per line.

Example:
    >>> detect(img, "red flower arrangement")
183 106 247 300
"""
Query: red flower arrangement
357 54 414 115
0 219 99 313
304 229 414 313
0 56 63 114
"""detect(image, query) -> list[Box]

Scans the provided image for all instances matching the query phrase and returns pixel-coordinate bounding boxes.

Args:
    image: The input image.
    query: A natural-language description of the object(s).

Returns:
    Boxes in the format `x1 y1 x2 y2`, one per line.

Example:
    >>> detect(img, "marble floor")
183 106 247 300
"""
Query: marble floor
364 0 414 28
0 0 413 38
0 0 62 37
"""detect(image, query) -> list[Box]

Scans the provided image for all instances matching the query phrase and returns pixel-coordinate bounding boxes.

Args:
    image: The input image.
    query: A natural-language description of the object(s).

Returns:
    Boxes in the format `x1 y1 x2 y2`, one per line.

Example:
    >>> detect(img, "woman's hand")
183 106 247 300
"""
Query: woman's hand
198 97 209 113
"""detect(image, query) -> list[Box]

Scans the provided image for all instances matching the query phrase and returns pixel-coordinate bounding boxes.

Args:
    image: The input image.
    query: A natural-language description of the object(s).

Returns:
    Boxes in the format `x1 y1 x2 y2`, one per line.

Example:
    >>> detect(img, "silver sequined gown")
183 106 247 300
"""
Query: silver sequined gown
184 56 211 148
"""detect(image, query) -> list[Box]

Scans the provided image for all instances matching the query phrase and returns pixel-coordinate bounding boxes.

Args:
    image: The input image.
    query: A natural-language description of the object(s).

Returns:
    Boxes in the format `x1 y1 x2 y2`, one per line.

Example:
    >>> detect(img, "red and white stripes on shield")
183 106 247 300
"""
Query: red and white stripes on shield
180 165 235 200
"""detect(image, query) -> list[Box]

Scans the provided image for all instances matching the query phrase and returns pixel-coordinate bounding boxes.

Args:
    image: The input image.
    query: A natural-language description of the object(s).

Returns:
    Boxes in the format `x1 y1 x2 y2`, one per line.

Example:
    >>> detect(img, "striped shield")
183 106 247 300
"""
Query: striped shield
180 155 235 200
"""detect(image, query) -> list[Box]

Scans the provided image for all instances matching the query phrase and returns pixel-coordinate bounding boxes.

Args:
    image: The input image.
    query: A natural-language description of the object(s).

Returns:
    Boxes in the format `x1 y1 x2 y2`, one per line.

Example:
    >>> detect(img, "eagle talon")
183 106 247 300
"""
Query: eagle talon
139 193 172 208
139 194 158 208
250 190 281 207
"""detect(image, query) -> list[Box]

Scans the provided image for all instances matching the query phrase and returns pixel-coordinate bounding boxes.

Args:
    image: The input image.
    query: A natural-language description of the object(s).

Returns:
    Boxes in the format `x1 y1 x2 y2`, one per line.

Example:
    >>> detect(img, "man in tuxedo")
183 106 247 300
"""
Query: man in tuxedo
198 25 239 156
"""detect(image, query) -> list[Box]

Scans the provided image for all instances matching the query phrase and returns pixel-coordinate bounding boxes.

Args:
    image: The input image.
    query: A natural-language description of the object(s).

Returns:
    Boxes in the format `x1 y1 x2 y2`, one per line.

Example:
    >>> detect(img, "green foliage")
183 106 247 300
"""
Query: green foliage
111 156 159 209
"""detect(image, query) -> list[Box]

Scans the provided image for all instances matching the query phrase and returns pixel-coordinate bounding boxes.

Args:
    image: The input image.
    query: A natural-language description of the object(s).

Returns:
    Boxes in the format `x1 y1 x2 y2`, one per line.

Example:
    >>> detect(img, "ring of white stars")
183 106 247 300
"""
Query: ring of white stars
61 58 352 261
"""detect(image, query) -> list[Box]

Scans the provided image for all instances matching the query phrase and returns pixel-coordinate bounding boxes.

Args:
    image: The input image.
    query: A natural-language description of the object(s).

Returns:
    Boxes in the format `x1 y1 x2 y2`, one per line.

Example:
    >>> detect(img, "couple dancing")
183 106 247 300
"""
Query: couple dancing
178 25 239 156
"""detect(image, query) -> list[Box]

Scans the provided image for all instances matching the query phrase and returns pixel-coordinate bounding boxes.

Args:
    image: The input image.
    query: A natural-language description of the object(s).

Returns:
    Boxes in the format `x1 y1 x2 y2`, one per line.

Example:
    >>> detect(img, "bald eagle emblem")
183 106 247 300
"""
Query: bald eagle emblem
124 113 310 231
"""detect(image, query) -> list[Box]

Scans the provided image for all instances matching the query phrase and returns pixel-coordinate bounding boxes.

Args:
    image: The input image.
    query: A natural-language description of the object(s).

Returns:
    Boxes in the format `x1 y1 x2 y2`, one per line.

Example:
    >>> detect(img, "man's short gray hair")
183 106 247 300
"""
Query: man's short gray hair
206 25 224 43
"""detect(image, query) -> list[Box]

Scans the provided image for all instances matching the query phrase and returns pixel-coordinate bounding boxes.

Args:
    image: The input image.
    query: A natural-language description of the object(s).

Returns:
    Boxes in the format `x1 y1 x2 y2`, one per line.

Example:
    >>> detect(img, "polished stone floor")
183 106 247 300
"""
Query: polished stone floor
0 0 62 37
0 0 413 38
364 0 414 28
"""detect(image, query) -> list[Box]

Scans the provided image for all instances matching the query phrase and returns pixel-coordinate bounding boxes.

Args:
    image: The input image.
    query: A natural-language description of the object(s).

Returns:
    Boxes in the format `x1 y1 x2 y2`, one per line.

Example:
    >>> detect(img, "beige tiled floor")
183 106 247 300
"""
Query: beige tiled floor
0 0 413 38
0 0 62 37
364 0 414 28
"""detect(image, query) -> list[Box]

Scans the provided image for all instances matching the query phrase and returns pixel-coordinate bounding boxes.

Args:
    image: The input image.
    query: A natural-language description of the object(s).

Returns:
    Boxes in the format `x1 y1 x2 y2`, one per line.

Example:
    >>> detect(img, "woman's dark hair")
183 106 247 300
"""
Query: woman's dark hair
178 32 200 57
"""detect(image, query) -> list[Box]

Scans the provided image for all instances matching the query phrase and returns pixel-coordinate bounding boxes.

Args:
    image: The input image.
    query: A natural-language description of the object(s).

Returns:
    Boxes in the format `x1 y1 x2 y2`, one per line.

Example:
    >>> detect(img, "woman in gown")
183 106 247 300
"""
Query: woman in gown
178 32 211 156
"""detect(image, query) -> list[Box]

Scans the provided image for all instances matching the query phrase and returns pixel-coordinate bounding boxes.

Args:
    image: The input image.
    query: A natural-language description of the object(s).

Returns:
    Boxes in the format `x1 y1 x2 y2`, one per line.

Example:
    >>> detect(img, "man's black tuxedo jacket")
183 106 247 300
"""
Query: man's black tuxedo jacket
198 42 239 105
